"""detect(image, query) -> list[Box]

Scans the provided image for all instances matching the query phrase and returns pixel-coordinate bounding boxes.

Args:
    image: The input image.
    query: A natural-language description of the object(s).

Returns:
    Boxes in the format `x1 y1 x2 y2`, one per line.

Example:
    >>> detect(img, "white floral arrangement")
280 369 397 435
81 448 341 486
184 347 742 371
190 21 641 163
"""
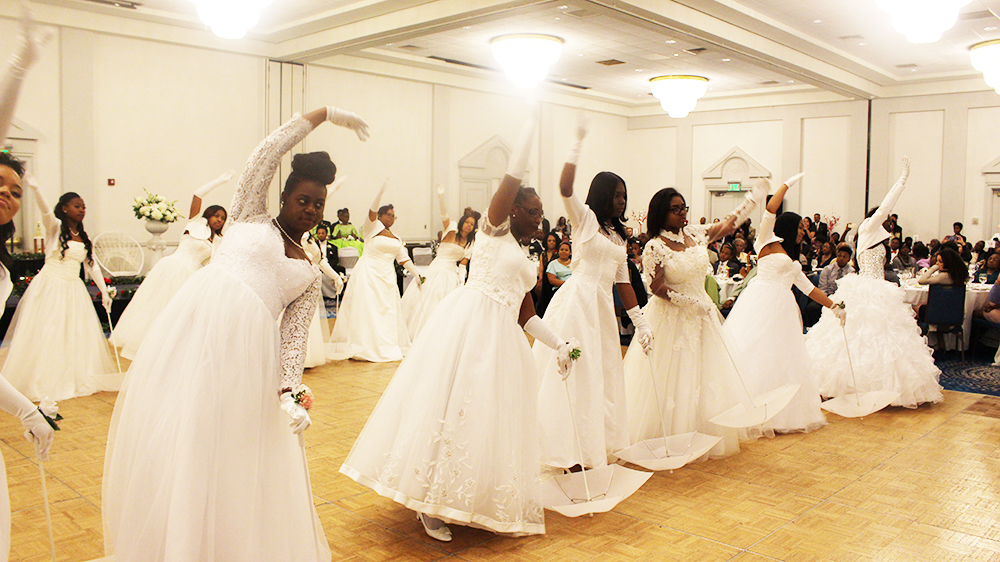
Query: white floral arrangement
133 190 181 223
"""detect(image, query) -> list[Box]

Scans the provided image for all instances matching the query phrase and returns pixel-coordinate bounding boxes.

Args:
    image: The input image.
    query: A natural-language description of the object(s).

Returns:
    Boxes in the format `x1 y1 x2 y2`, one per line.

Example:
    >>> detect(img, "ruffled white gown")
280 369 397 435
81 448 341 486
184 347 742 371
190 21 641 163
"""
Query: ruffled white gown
806 247 942 407
113 220 214 360
103 115 330 562
722 217 827 434
2 240 117 401
329 222 410 362
622 232 747 458
400 236 465 341
341 216 545 536
535 194 630 469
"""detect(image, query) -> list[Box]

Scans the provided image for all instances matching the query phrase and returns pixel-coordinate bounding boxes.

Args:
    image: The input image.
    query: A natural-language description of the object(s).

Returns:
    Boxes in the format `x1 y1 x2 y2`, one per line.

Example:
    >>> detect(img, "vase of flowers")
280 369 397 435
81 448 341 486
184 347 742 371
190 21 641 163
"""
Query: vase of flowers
133 190 181 260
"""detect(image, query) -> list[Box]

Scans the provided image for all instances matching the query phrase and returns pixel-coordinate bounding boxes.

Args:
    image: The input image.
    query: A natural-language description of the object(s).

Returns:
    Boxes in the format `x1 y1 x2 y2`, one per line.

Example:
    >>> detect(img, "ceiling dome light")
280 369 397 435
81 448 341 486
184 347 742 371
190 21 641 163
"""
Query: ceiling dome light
649 75 708 118
491 34 564 88
191 0 272 39
971 39 1000 94
877 0 971 44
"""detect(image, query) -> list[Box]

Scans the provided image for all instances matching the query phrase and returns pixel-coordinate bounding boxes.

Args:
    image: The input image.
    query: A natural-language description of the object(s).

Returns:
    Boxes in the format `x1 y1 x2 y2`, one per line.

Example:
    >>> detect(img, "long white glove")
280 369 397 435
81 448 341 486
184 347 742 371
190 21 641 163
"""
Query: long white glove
830 302 847 326
782 172 805 189
625 306 652 355
90 261 112 312
457 263 467 284
370 179 389 214
0 377 53 460
319 258 345 293
326 106 370 141
0 2 51 144
327 176 347 198
566 112 588 165
193 170 235 198
729 178 768 228
401 260 423 289
524 315 573 379
435 184 448 223
506 109 538 180
279 392 312 434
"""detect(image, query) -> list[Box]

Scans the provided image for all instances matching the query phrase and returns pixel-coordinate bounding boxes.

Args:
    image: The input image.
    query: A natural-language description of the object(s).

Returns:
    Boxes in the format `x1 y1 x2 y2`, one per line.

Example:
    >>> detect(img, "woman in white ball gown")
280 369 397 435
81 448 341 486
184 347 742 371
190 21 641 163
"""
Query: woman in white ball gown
534 117 653 470
103 105 370 562
806 157 942 408
341 112 576 542
621 180 765 459
400 183 476 340
113 171 232 359
3 178 116 401
329 180 422 362
722 175 843 434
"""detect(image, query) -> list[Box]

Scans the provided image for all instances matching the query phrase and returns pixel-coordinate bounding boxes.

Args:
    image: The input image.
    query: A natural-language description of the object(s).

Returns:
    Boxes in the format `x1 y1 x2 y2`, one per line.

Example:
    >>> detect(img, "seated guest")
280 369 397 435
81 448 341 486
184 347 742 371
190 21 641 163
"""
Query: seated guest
913 241 931 269
818 245 855 296
888 237 901 260
891 244 916 272
816 241 836 269
943 222 966 245
974 278 1000 324
973 253 1000 285
830 231 841 246
627 237 643 271
918 248 968 286
713 243 743 277
719 266 757 317
928 238 941 256
971 240 989 265
545 240 573 293
733 237 749 265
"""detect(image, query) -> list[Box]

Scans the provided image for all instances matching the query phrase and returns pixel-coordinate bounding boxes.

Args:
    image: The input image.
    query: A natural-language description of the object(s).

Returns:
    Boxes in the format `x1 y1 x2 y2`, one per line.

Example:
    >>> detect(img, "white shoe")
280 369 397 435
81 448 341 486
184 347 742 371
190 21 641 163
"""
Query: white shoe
417 512 453 542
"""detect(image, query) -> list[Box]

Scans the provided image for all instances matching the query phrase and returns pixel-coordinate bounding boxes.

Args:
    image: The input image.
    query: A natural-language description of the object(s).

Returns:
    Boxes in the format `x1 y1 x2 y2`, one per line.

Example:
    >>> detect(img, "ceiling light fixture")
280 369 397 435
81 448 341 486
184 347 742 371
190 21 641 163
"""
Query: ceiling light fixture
190 0 271 39
971 39 1000 94
491 34 564 88
877 0 971 43
649 75 708 118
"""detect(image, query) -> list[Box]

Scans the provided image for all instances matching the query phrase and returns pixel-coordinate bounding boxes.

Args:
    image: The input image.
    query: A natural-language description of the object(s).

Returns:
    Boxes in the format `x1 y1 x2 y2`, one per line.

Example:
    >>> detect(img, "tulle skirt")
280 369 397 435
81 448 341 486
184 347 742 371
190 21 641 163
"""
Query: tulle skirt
329 256 409 362
103 266 330 562
340 286 545 536
623 297 746 458
400 262 459 340
535 275 627 468
113 254 201 360
303 294 330 369
722 280 827 434
2 268 117 401
805 275 942 408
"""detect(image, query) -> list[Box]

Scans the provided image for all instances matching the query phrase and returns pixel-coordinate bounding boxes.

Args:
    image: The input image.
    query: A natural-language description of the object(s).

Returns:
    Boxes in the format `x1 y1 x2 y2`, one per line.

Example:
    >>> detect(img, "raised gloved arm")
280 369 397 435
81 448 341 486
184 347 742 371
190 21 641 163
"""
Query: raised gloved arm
0 2 51 144
523 315 574 379
560 113 588 198
0 376 53 460
326 106 370 141
366 179 389 227
190 170 235 218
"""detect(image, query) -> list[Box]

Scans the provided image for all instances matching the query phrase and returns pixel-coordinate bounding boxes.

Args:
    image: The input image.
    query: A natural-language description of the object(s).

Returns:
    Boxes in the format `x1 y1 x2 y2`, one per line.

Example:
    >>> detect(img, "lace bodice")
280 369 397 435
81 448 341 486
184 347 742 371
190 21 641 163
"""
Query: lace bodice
465 218 535 311
214 114 320 392
857 246 885 280
642 230 713 307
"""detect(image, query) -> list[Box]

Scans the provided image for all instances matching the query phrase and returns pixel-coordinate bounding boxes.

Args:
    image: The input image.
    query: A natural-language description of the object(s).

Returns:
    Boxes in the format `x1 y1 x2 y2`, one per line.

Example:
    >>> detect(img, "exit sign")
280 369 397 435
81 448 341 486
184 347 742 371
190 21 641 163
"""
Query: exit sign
728 182 741 191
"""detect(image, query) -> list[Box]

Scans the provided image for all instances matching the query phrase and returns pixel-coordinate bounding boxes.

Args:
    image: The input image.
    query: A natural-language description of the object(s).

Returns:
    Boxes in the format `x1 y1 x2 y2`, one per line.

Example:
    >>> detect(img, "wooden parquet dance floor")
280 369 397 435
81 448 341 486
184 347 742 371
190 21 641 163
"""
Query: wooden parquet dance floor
6 336 1000 561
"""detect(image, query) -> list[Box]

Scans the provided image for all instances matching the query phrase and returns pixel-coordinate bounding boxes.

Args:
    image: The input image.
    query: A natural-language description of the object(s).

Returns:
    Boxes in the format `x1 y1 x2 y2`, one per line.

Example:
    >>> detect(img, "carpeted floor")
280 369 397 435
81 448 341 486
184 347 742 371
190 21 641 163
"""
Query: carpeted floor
937 354 1000 396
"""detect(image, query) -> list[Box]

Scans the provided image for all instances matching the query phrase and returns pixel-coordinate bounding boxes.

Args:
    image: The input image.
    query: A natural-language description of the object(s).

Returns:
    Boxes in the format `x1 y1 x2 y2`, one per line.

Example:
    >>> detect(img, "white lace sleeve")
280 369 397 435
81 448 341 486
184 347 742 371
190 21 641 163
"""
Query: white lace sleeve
230 115 315 224
481 215 512 238
641 238 668 287
684 225 710 246
279 277 320 393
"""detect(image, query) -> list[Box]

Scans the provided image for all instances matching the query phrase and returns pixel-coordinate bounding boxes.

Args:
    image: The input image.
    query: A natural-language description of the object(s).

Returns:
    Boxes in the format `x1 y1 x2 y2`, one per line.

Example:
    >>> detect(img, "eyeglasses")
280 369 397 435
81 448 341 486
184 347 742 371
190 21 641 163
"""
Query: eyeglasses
516 204 544 220
668 205 689 215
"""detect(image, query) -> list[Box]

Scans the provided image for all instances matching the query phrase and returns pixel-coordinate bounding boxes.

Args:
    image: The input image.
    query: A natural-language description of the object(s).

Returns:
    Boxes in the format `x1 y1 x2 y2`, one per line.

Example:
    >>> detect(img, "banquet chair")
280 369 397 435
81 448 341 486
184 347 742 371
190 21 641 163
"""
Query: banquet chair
338 246 360 277
412 246 433 266
920 284 967 361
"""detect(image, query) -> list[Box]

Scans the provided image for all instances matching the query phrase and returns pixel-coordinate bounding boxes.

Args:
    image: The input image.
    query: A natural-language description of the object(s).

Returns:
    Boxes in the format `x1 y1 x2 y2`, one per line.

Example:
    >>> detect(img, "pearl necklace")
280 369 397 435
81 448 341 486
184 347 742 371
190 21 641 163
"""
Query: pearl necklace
273 219 304 251
69 229 80 237
663 229 685 244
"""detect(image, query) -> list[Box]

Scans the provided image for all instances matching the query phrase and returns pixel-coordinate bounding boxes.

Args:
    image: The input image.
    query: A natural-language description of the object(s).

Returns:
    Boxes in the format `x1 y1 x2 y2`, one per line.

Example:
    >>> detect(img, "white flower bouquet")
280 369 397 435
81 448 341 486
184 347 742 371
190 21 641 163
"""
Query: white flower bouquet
133 190 181 223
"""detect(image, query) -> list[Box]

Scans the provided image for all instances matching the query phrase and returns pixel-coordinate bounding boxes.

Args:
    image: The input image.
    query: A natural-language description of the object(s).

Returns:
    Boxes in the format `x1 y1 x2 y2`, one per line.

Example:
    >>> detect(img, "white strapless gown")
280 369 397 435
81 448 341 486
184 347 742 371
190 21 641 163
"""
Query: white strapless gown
2 241 117 401
400 241 465 340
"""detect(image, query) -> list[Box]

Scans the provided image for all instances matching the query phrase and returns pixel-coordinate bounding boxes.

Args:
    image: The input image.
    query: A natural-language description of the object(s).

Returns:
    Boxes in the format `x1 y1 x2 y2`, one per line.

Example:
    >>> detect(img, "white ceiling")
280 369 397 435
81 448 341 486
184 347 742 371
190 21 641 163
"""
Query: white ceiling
33 0 1000 104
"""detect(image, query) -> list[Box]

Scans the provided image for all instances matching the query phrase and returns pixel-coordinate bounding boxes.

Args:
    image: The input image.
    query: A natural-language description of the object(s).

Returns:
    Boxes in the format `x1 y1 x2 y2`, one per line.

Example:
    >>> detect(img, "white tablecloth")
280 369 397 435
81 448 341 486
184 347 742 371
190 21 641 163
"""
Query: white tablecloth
716 277 740 303
901 281 991 349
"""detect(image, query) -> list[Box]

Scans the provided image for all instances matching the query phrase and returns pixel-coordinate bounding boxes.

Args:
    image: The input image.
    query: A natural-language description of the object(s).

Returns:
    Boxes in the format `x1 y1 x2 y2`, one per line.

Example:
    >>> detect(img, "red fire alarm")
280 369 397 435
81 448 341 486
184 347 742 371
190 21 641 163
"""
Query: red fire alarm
108 179 115 186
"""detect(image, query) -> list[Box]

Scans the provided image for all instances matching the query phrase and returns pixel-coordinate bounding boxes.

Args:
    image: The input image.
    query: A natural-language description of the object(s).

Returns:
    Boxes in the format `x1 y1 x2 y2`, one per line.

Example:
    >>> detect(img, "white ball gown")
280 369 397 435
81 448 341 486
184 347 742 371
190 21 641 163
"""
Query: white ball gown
399 232 466 340
722 212 826 434
340 216 545 536
329 220 410 362
806 247 943 407
534 194 629 468
622 232 748 458
113 218 214 359
103 115 330 562
301 236 340 369
2 217 117 401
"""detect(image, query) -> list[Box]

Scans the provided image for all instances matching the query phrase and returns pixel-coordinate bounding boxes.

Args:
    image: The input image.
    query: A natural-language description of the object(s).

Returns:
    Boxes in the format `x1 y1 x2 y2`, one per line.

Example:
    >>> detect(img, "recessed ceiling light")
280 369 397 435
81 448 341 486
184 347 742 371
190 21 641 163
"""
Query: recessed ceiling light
578 53 584 56
911 68 918 72
673 53 679 57
463 26 469 29
859 42 867 46
554 17 560 20
721 58 731 62
987 26 998 31
558 4 568 8
814 19 822 24
635 68 643 72
788 80 795 83
665 40 676 44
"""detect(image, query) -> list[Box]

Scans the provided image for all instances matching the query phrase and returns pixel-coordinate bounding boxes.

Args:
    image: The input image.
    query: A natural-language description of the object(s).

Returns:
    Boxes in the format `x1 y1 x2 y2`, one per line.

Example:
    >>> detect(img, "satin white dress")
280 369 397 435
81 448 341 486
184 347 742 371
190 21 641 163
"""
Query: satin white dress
722 211 827 434
0 261 23 561
103 115 329 562
329 221 410 362
622 231 747 458
400 233 466 340
113 220 215 360
534 194 630 468
341 216 545 536
2 237 117 401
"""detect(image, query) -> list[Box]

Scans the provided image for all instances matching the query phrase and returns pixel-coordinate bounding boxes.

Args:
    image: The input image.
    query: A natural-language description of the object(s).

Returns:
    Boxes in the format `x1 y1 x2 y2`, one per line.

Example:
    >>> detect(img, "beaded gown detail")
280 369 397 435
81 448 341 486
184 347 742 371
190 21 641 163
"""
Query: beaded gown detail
103 115 329 562
806 246 942 407
535 194 631 468
113 220 215 359
622 231 747 458
341 216 545 536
